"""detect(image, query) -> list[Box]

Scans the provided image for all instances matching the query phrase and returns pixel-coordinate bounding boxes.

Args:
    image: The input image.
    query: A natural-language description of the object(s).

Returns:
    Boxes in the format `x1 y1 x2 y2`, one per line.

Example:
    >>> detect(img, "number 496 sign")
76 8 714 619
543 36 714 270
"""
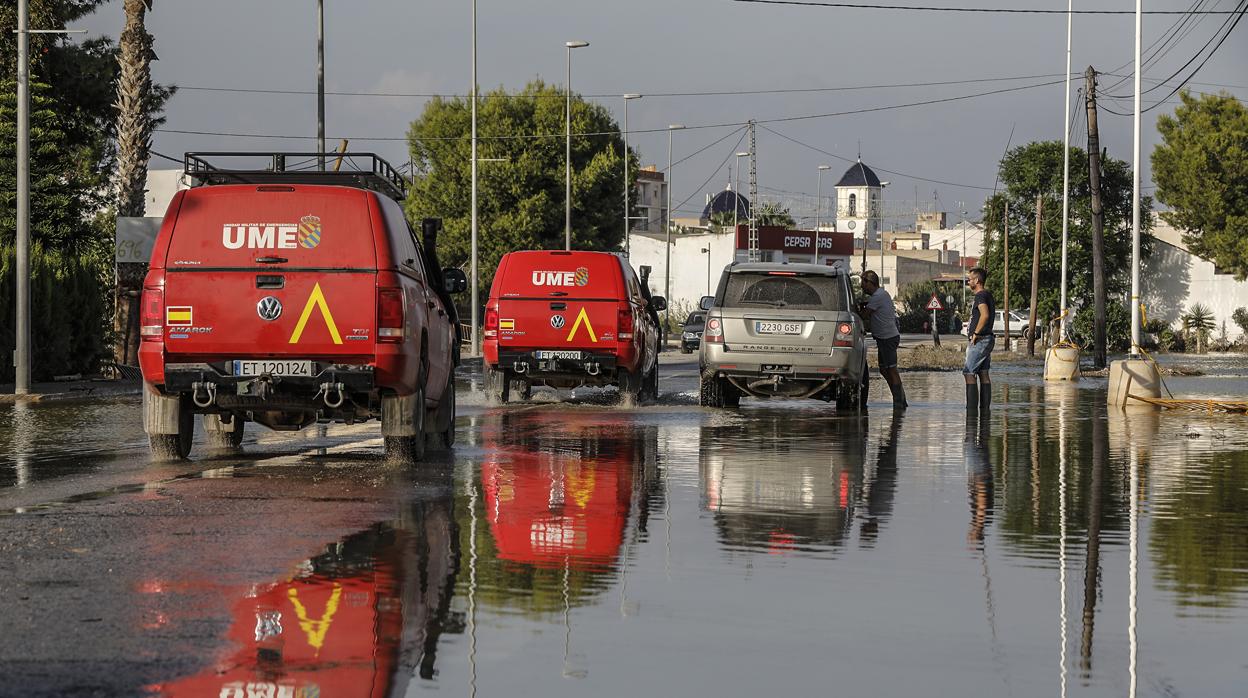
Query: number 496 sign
925 293 944 311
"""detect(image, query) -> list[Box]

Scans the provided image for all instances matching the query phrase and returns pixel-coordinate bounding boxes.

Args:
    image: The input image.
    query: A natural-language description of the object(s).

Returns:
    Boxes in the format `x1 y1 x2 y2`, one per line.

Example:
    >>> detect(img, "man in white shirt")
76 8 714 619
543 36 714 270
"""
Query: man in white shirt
857 270 907 409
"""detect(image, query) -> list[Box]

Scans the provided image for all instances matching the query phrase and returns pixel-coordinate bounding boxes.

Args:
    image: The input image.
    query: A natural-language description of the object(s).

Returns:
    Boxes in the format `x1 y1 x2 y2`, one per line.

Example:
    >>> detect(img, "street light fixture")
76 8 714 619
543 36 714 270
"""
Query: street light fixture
815 165 831 262
664 124 685 329
564 40 589 251
622 94 642 257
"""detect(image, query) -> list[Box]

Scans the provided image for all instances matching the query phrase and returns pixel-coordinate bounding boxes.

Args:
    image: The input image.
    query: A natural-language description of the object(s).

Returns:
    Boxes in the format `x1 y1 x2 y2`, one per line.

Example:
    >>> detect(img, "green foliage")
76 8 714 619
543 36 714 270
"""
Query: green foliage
979 140 1151 334
1071 300 1130 351
405 81 632 305
756 202 795 227
1152 91 1248 279
0 243 110 381
1232 307 1248 338
894 280 959 333
1181 302 1216 353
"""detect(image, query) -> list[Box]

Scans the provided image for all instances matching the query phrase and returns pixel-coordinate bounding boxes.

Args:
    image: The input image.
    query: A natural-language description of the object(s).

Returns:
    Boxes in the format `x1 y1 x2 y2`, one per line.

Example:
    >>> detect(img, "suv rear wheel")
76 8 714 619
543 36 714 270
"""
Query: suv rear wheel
836 360 869 412
384 386 426 464
699 370 740 408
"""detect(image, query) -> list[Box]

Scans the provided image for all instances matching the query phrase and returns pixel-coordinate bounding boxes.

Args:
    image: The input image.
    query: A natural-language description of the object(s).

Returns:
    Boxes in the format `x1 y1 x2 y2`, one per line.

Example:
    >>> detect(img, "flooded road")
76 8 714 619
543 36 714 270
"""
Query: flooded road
2 355 1247 696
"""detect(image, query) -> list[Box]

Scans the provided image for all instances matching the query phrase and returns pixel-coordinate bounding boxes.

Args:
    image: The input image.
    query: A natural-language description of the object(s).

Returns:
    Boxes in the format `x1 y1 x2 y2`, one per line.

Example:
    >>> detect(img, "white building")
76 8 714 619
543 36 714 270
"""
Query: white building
632 166 667 233
834 160 885 247
1143 223 1248 341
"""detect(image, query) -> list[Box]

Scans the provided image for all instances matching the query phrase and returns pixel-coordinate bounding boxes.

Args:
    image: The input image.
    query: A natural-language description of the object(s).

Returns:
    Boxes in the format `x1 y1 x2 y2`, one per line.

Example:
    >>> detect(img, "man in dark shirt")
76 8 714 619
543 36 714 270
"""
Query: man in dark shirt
964 267 995 411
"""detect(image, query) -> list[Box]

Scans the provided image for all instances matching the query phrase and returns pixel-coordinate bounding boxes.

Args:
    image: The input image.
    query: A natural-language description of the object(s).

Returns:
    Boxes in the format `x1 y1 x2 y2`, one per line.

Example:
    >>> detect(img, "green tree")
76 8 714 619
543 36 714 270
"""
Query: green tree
979 140 1151 343
1152 91 1248 279
756 201 795 227
405 81 632 299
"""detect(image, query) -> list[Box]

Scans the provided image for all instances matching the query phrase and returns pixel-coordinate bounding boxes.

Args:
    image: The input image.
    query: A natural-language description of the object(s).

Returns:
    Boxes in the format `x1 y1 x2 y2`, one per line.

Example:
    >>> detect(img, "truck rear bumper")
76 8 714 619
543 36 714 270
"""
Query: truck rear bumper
495 350 619 381
158 362 376 411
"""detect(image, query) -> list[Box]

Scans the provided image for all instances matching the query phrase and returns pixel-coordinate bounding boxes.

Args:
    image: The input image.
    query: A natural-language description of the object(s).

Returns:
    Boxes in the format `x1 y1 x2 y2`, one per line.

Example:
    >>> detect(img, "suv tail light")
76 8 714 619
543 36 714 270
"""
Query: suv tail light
834 321 854 347
704 316 724 343
617 307 634 339
378 287 405 341
140 272 165 341
483 304 499 338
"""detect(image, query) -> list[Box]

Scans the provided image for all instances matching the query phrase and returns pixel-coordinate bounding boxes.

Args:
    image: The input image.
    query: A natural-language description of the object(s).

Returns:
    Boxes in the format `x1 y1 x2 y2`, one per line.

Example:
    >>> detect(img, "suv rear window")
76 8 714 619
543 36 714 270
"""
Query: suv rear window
722 272 846 311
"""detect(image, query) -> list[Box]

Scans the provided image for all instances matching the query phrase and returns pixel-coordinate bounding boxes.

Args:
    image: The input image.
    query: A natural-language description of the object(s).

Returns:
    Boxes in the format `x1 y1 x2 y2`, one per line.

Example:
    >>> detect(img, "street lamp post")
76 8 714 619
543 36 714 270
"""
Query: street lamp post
815 165 831 262
664 124 685 329
564 40 589 251
470 0 478 356
702 247 712 295
317 0 325 170
623 94 642 257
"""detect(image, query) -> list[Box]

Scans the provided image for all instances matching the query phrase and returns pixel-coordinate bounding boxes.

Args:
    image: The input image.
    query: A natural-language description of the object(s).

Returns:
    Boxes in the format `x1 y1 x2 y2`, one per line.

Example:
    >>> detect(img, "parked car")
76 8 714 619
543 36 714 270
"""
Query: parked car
990 309 1042 340
483 250 664 404
138 152 466 463
699 262 868 410
680 311 707 353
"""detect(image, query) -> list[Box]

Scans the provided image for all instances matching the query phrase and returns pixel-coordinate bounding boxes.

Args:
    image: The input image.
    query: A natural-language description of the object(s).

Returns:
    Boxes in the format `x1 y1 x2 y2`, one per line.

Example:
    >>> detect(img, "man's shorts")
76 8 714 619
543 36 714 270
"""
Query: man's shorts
876 335 901 370
963 334 995 375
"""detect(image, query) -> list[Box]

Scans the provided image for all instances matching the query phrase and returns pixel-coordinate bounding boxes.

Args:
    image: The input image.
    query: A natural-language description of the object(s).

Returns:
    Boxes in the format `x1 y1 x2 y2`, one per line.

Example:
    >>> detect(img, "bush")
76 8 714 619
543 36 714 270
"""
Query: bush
0 244 111 382
895 280 960 334
1071 301 1131 351
1233 307 1248 339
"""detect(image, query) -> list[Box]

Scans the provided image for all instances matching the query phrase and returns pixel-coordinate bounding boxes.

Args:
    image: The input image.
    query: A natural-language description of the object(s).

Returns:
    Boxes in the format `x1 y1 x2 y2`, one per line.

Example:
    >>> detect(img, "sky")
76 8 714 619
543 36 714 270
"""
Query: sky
78 0 1246 228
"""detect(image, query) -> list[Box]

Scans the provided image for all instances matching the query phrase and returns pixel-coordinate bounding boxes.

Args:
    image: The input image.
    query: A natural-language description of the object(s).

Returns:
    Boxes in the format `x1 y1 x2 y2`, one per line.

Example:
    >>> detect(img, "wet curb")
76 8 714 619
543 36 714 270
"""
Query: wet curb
0 381 142 404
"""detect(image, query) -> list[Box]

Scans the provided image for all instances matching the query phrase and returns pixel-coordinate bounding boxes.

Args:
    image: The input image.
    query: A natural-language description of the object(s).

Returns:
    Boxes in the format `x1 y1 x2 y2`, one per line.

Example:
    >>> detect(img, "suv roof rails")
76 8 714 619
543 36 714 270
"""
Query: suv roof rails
184 152 408 201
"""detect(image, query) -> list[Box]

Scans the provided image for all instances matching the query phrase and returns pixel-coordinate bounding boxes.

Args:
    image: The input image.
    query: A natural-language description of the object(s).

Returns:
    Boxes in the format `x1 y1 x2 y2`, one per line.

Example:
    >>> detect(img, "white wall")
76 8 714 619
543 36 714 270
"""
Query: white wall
144 169 190 217
627 231 738 315
1143 239 1248 341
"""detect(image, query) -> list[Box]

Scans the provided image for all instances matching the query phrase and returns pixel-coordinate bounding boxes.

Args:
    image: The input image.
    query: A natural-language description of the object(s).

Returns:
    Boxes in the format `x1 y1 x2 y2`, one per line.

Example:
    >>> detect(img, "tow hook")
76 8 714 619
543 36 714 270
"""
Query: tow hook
586 363 601 376
191 381 218 408
318 382 346 409
513 361 530 375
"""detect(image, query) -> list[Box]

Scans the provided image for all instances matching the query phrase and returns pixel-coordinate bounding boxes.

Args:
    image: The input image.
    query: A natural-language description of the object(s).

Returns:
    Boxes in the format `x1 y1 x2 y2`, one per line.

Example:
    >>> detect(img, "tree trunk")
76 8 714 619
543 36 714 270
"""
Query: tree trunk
112 0 155 367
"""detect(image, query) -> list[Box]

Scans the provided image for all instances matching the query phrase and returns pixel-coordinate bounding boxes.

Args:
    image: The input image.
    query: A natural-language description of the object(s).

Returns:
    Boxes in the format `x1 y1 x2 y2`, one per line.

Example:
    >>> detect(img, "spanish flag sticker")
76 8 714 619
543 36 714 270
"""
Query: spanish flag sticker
166 306 193 326
500 318 515 331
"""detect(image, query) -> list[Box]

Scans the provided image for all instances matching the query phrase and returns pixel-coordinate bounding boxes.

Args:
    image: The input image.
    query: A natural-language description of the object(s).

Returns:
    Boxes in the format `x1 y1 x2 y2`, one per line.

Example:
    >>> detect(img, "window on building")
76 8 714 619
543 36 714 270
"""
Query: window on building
848 193 857 217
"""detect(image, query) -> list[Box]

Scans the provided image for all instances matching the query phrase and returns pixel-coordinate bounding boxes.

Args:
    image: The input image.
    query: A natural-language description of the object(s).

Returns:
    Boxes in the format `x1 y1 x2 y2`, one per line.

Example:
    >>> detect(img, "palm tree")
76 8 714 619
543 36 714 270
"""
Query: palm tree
1182 302 1216 354
707 211 736 233
111 0 156 366
756 202 795 227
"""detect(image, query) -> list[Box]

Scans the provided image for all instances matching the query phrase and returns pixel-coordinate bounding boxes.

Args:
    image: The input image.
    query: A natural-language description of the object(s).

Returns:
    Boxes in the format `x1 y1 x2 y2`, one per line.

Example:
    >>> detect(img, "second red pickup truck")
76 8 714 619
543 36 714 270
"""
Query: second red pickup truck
482 250 664 403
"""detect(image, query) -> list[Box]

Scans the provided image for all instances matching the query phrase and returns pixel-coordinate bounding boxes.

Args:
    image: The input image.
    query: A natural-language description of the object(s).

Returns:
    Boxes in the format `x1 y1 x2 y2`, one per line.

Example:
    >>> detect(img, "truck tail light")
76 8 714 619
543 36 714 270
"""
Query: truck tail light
617 307 634 339
834 321 854 347
378 287 405 341
140 272 165 341
704 316 724 344
484 304 499 338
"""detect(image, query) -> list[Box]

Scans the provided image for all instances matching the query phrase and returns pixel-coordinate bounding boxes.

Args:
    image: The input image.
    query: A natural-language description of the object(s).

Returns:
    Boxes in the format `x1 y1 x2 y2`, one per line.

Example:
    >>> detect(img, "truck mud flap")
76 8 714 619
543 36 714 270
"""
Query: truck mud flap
143 384 183 435
381 392 422 437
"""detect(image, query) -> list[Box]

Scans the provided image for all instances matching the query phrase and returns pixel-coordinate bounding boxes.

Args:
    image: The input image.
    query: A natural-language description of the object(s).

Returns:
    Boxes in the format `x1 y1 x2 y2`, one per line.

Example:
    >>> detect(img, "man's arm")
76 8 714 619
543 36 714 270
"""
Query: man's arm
971 302 990 342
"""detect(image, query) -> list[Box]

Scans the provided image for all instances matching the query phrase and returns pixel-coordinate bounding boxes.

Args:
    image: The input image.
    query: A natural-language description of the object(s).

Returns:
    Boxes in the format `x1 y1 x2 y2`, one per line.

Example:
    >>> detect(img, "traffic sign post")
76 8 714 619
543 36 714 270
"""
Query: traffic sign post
926 293 943 347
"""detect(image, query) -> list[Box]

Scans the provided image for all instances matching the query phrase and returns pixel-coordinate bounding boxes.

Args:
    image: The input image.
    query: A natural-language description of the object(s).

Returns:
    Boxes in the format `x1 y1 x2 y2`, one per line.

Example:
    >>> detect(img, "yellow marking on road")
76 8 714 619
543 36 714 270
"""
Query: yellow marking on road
289 282 342 344
565 307 598 343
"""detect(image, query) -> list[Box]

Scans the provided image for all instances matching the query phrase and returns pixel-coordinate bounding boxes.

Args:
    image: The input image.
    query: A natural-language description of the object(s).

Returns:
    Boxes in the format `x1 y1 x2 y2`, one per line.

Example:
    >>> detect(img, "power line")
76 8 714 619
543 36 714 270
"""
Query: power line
733 0 1240 13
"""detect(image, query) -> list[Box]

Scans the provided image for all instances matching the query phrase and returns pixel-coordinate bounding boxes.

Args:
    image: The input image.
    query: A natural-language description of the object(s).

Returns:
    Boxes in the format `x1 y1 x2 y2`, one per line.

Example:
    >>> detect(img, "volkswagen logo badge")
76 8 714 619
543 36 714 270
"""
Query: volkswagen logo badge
257 296 283 321
550 314 566 329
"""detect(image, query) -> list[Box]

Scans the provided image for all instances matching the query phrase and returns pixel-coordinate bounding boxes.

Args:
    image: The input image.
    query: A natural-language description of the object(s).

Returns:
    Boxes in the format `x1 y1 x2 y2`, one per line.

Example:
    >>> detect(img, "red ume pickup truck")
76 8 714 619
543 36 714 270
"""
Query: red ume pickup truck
139 153 466 463
482 250 664 404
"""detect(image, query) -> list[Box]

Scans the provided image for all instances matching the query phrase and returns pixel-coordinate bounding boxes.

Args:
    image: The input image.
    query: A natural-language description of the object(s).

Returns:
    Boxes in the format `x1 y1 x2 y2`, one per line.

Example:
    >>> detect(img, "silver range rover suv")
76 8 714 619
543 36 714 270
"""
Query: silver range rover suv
699 262 869 410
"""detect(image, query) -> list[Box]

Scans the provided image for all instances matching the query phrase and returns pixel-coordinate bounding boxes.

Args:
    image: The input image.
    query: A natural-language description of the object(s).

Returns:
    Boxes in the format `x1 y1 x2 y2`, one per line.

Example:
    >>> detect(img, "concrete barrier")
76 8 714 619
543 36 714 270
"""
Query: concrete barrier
1044 345 1081 381
1107 359 1161 410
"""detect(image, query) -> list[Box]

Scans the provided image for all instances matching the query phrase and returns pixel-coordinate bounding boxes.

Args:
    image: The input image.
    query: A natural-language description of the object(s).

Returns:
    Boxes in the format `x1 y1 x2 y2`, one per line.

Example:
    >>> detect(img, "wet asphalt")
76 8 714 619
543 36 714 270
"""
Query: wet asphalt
1 352 1248 697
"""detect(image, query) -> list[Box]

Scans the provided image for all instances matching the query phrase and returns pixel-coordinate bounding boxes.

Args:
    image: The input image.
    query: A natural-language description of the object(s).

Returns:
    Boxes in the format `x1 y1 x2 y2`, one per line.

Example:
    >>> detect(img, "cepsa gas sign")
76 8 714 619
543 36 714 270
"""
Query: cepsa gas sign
736 226 854 256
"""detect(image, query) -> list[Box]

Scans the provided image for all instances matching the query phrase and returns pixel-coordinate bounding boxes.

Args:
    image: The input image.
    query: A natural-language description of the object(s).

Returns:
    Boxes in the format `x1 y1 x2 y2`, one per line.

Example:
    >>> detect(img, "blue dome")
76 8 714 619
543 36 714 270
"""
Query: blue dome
701 189 751 222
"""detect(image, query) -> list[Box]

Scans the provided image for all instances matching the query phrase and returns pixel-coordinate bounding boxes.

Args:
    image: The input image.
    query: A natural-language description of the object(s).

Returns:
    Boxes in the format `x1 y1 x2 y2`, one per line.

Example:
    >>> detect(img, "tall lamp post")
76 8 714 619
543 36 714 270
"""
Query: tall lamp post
815 164 831 262
664 124 685 329
702 247 712 295
622 94 642 257
317 0 325 170
564 40 589 251
733 152 749 240
470 0 478 356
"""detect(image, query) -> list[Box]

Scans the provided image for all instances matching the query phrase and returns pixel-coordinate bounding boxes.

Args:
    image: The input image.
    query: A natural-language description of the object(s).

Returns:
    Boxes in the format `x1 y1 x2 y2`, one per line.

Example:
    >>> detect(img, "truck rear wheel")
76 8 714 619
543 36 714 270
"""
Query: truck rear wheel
617 368 642 406
203 414 244 451
641 362 659 402
385 387 426 464
149 399 194 461
484 365 510 404
425 377 456 451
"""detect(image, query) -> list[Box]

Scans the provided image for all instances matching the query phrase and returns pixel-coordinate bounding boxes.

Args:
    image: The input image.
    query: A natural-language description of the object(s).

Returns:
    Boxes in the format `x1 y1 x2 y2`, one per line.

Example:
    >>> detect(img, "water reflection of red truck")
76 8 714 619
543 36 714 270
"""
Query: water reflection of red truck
150 500 459 698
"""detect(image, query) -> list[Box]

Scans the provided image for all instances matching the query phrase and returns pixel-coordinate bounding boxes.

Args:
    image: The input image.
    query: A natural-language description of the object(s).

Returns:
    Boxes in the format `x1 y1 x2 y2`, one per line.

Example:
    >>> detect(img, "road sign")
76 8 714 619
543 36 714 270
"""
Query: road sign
926 293 944 311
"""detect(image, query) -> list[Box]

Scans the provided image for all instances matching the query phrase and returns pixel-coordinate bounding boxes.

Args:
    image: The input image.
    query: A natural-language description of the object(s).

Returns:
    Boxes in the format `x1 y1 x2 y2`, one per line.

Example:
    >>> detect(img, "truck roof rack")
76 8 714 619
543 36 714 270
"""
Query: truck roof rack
184 152 408 201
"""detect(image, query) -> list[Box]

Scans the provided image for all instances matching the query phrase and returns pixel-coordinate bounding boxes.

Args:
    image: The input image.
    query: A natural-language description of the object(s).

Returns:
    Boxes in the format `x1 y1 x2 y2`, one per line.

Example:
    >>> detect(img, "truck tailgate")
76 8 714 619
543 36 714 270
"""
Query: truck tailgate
497 298 620 351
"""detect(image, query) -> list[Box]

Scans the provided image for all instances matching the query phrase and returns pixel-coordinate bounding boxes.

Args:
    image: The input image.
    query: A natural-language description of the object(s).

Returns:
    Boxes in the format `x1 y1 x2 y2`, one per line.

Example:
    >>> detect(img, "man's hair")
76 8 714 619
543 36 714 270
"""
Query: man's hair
862 270 880 286
968 267 987 285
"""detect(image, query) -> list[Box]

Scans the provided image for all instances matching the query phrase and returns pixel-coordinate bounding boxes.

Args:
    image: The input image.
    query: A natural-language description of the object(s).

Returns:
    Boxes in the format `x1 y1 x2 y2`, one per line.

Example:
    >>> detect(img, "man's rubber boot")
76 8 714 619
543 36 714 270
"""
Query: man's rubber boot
889 381 908 409
979 384 992 411
966 384 979 412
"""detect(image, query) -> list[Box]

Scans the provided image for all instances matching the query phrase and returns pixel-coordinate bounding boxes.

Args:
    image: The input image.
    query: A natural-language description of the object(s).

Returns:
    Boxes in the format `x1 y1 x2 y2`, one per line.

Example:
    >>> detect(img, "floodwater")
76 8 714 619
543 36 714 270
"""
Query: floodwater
1 357 1247 696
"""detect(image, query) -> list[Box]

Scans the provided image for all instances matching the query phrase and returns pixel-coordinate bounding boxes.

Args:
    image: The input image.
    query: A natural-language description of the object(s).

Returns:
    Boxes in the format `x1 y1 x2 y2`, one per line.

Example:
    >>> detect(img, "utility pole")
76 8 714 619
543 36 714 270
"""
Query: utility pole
469 0 478 357
14 0 30 394
747 121 759 263
1086 66 1108 369
1028 195 1043 356
317 0 325 171
1003 200 1010 352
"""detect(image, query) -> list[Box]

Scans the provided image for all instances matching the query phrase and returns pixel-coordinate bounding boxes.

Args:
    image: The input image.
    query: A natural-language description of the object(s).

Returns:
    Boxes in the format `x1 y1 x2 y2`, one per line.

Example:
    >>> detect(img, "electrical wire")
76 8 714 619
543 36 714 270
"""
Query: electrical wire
733 0 1239 13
